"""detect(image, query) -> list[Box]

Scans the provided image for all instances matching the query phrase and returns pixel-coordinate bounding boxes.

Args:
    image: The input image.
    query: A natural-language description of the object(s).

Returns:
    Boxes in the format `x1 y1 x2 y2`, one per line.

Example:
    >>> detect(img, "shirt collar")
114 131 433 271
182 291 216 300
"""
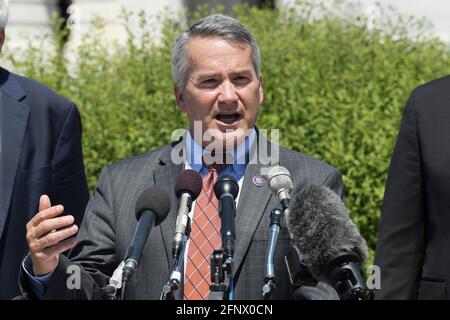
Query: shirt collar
185 128 256 178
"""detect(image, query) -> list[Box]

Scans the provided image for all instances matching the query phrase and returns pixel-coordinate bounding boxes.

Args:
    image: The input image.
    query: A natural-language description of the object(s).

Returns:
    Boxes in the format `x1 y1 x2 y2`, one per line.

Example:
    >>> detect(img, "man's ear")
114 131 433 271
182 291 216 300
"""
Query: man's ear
0 28 5 53
258 74 264 104
173 84 186 112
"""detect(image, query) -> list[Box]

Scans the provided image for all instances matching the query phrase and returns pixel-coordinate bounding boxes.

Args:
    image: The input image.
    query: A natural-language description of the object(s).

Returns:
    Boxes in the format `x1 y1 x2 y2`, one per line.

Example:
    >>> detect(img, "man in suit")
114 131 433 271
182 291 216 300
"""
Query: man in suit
21 14 343 300
374 75 450 299
0 1 89 299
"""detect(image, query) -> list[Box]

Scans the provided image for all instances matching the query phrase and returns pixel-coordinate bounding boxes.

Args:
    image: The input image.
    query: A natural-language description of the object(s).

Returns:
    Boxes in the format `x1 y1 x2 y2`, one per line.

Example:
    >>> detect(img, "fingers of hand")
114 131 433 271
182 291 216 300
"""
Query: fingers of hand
38 195 52 212
33 215 75 239
36 237 78 260
28 204 65 229
29 224 78 253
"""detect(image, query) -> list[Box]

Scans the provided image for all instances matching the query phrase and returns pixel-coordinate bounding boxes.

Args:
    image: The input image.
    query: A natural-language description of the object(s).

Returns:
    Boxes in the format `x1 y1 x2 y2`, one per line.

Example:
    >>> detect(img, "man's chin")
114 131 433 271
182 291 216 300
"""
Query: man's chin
203 127 251 150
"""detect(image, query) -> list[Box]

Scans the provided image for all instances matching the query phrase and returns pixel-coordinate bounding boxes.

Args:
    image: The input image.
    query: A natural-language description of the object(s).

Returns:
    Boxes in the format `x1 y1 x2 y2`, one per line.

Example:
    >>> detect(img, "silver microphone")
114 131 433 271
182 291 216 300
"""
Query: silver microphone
268 165 294 214
263 166 294 299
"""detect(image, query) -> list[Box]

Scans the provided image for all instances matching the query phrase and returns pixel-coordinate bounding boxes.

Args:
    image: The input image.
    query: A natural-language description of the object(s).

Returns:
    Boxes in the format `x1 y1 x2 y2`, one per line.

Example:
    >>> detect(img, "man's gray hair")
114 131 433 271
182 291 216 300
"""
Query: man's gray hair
172 14 261 88
0 0 9 28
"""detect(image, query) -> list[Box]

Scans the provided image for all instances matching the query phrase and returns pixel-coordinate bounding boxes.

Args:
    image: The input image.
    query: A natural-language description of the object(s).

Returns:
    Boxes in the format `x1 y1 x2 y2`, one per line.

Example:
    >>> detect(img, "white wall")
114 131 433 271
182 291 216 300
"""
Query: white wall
68 0 183 47
4 0 185 52
357 0 450 42
6 0 57 50
280 0 450 42
4 0 449 57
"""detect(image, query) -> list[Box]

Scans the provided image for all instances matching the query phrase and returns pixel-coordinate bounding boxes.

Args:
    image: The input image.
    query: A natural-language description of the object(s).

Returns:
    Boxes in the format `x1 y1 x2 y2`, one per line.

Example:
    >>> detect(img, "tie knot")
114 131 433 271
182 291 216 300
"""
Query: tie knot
202 152 230 174
207 163 226 174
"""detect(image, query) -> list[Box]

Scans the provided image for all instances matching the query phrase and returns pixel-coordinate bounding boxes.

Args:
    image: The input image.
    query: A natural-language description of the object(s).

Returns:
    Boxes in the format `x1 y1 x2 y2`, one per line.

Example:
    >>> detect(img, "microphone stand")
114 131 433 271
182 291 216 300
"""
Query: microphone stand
209 175 238 300
160 219 192 300
209 249 233 300
209 212 236 300
100 261 125 300
160 234 188 300
262 208 284 300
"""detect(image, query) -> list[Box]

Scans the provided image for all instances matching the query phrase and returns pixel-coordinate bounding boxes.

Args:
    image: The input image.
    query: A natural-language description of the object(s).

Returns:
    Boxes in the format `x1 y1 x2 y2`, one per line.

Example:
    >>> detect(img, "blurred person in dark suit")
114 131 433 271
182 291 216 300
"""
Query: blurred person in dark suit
374 75 450 299
0 0 89 299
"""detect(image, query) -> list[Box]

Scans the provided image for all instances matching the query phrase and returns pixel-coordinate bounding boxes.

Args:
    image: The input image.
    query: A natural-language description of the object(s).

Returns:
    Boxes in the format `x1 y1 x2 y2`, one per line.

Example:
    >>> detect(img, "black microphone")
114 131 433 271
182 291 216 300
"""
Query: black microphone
173 170 202 259
214 175 239 258
122 187 171 283
287 185 371 300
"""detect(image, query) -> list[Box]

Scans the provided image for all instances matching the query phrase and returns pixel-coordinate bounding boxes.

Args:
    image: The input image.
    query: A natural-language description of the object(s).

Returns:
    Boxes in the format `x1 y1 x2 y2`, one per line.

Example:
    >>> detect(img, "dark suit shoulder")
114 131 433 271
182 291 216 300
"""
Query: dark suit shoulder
407 75 450 113
1 68 75 114
16 74 73 106
413 74 450 96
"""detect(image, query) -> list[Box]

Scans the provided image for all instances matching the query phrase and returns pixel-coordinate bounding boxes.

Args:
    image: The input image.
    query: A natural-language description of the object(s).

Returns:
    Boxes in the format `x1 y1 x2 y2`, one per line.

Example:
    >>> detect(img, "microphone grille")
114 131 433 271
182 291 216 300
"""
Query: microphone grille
135 186 171 226
268 165 293 195
174 169 203 200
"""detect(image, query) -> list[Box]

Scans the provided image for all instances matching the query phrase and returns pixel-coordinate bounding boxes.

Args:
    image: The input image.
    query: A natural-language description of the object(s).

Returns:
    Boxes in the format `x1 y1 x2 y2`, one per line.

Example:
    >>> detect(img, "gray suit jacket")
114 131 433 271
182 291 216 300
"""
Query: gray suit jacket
20 132 343 300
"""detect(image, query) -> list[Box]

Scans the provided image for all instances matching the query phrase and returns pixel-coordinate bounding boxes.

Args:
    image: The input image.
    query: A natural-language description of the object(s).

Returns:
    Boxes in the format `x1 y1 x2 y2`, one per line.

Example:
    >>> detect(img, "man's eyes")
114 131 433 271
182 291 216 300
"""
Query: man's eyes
198 76 251 88
199 79 219 88
233 76 250 85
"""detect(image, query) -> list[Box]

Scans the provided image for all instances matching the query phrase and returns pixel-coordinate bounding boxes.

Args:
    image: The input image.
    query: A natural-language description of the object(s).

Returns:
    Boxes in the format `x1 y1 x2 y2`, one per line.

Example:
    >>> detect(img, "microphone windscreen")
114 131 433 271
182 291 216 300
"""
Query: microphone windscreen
135 186 171 225
268 165 293 194
174 169 202 200
287 185 368 280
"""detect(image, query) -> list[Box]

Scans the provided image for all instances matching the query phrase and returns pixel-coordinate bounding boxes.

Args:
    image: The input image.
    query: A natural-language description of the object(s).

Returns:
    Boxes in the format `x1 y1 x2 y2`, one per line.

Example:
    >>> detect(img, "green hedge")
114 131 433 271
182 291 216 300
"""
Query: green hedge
3 1 450 258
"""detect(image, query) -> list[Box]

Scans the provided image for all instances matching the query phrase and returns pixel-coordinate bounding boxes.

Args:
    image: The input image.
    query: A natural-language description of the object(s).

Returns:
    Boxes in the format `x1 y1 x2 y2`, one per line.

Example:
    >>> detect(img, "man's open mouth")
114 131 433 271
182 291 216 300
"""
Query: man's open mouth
215 113 241 124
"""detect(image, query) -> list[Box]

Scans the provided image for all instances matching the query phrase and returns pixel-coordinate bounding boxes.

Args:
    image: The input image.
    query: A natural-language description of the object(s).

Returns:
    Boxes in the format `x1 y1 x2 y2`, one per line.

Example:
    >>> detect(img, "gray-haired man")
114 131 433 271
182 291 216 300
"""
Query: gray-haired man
21 14 342 300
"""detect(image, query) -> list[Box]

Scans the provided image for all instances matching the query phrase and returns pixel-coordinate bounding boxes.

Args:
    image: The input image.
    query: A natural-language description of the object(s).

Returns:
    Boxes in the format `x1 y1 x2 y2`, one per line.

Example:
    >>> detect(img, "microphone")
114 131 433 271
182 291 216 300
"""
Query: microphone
160 170 202 300
172 170 202 259
214 175 239 258
262 166 293 298
268 166 293 213
262 208 283 298
265 208 283 282
101 261 125 299
287 185 371 300
122 187 171 283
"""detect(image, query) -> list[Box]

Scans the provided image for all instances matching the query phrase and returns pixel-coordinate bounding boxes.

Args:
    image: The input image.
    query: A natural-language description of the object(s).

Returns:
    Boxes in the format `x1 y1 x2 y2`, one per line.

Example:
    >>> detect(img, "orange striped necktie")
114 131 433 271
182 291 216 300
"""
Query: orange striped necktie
183 166 223 300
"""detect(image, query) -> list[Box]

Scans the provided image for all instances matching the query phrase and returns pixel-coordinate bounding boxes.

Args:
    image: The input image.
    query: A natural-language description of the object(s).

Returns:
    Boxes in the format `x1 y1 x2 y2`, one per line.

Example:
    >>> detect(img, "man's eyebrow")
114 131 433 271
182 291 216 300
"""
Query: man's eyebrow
196 72 221 79
196 69 254 79
231 69 254 76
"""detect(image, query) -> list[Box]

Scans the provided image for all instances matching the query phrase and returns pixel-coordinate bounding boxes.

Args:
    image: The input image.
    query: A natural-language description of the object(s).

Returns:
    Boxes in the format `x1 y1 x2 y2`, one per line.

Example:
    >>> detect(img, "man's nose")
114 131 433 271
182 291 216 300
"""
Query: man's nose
218 80 238 105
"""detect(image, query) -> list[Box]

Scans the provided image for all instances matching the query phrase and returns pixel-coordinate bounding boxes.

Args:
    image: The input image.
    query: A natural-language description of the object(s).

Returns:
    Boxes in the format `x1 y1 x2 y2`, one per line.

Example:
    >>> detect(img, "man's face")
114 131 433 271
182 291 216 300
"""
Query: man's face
174 36 263 148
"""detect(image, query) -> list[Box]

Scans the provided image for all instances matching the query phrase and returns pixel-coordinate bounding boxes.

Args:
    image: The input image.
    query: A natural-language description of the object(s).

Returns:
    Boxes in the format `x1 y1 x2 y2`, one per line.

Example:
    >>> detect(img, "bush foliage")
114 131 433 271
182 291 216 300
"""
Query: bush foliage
3 0 450 257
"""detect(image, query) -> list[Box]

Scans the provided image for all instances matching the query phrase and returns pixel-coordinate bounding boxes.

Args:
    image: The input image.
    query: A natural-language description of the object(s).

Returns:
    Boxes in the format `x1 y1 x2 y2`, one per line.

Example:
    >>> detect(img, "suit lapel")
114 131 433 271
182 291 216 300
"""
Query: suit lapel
152 140 184 271
233 132 274 279
0 74 29 241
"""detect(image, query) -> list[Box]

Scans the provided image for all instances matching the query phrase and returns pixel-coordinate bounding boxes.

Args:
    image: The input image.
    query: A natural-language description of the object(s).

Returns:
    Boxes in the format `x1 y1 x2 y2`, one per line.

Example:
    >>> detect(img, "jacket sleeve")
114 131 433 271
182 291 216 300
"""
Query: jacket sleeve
19 167 118 300
373 90 425 299
50 103 89 227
